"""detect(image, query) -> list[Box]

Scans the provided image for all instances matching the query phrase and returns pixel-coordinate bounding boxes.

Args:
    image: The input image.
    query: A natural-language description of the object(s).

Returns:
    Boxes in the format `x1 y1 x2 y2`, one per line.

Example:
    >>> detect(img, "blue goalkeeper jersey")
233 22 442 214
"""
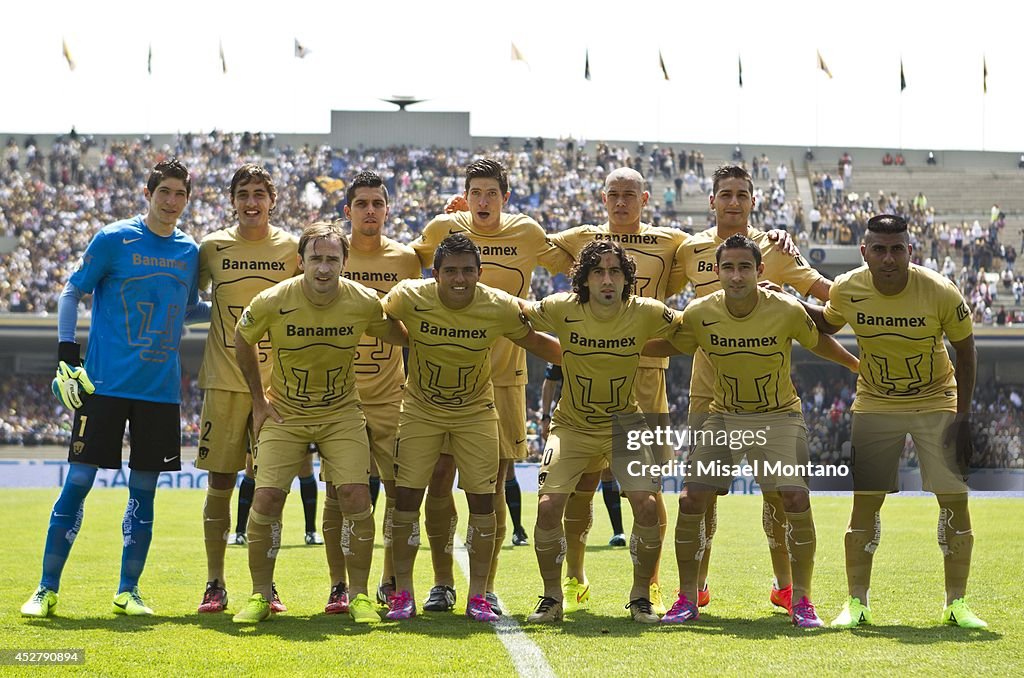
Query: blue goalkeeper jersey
70 215 199 404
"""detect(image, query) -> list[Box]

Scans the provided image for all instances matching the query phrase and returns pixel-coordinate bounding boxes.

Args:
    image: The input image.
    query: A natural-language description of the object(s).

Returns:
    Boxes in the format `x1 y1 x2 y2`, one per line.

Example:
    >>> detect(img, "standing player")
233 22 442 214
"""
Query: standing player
521 241 678 624
676 165 831 613
411 159 570 614
806 215 986 629
230 222 407 624
382 234 561 622
540 362 627 550
22 160 199 618
327 171 421 611
195 164 301 614
648 234 856 627
545 167 689 613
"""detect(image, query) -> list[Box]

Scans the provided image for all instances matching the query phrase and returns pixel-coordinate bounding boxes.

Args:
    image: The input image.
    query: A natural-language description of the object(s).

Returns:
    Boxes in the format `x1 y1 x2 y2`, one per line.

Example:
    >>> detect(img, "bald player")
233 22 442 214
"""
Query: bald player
545 166 797 614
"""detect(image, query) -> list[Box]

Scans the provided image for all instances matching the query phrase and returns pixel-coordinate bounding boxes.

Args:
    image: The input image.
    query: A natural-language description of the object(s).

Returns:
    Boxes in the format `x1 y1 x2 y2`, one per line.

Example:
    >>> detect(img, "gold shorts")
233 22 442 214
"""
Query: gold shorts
365 400 400 481
255 412 370 492
195 389 253 473
687 412 809 492
495 385 528 461
538 417 662 495
394 400 498 494
634 366 673 463
851 411 966 494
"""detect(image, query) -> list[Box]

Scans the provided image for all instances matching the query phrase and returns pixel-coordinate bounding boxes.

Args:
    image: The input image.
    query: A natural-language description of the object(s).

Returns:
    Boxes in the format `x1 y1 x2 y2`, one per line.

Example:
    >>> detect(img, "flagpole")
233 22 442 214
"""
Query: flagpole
815 66 820 148
899 57 904 152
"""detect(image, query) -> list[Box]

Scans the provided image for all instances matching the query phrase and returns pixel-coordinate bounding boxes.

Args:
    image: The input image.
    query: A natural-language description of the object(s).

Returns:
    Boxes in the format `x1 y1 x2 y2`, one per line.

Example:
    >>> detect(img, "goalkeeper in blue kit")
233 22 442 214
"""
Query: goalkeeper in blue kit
22 160 202 618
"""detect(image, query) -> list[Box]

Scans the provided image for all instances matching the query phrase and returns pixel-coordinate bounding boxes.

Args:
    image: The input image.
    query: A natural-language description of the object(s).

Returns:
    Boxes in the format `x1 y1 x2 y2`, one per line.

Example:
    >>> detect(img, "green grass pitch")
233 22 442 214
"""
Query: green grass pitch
0 489 1020 676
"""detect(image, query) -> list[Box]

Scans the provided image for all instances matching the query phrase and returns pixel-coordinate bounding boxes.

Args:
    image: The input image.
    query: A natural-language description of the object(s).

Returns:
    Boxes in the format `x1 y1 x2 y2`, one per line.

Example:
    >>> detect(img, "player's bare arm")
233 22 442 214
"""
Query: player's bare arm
375 317 410 348
234 327 282 436
642 338 687 358
512 329 562 365
806 278 832 303
808 333 858 373
798 301 844 335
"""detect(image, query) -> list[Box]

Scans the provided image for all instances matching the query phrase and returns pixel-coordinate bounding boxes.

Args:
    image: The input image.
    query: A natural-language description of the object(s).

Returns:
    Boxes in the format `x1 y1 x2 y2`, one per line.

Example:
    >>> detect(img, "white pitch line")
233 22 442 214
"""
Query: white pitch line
453 535 556 678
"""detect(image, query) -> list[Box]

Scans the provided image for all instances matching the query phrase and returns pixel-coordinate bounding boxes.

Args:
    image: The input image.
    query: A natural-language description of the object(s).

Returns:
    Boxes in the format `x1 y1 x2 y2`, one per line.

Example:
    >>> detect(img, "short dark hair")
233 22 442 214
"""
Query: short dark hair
464 158 509 196
433 233 481 271
715 233 762 267
571 241 636 303
147 158 191 197
229 163 277 207
712 165 753 195
298 221 349 260
866 214 908 234
346 170 389 207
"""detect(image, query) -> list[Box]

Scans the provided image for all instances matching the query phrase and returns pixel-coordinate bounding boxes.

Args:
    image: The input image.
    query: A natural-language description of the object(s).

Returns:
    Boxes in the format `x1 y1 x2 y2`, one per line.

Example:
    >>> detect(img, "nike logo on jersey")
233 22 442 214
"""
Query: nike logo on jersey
515 438 526 446
216 244 233 252
123 237 142 245
851 297 868 303
163 455 179 463
564 318 584 323
701 320 719 326
694 246 711 254
448 228 463 235
414 305 433 312
279 308 297 315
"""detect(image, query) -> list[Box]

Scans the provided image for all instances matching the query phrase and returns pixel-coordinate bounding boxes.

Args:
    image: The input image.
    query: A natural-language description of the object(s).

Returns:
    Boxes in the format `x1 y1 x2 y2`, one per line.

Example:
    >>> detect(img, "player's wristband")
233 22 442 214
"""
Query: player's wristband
58 341 82 368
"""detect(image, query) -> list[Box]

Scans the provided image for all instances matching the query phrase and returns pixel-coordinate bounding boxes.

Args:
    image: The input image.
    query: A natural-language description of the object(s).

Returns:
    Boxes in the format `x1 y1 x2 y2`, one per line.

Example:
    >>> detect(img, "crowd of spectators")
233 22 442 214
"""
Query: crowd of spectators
4 135 1022 318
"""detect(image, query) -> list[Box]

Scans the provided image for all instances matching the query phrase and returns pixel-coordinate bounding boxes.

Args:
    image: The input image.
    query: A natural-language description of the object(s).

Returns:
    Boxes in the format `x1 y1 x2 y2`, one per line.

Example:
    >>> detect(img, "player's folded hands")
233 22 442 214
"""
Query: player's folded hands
52 361 95 409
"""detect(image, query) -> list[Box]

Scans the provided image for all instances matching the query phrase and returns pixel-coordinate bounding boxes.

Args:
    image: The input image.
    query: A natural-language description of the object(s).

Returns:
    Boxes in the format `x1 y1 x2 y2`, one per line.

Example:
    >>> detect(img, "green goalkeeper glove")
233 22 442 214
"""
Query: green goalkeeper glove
51 342 95 409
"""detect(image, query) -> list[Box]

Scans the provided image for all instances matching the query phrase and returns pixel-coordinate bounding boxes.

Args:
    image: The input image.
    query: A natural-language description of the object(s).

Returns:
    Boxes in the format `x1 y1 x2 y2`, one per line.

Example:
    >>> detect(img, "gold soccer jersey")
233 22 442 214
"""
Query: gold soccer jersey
524 293 680 430
344 237 422 405
823 264 972 413
677 226 827 412
237 277 390 424
671 288 819 414
412 212 570 386
548 223 688 370
677 226 825 300
198 226 299 392
382 279 530 417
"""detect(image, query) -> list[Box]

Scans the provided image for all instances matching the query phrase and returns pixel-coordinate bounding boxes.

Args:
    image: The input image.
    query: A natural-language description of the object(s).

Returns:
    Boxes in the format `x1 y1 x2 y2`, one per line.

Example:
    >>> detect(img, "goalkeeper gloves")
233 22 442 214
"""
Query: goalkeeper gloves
51 341 95 410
